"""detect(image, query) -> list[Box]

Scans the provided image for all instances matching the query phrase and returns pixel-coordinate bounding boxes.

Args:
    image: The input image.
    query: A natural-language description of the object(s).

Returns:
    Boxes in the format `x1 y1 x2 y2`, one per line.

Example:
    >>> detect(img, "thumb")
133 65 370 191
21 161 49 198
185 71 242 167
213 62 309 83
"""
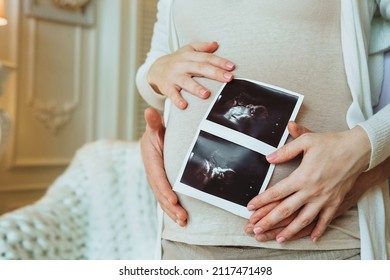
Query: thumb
288 121 311 139
266 137 305 164
144 107 164 131
190 41 219 53
266 122 310 164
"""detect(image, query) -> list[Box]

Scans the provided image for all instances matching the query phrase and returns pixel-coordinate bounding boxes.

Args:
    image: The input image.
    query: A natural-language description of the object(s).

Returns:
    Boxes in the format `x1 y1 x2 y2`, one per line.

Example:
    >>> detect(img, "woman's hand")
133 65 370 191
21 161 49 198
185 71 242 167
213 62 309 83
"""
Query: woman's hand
245 155 390 242
147 41 235 109
246 122 371 243
140 107 188 226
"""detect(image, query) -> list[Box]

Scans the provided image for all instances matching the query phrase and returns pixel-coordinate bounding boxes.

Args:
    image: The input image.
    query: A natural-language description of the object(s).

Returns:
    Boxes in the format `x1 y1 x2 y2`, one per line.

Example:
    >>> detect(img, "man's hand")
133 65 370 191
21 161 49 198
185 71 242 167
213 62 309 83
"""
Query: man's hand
141 107 188 226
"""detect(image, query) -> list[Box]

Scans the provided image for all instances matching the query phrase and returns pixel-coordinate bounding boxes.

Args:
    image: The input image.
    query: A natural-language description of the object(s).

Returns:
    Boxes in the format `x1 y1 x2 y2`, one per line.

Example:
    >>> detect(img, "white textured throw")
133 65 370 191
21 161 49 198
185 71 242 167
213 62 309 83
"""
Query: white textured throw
0 140 157 260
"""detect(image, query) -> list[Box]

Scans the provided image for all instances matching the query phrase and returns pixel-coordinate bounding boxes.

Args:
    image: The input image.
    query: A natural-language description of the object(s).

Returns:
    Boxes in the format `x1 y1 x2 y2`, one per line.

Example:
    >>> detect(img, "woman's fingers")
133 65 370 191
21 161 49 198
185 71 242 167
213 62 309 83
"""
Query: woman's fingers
247 175 297 211
148 41 236 109
288 121 311 139
186 61 234 82
266 134 308 164
166 86 188 109
176 75 211 100
187 41 235 71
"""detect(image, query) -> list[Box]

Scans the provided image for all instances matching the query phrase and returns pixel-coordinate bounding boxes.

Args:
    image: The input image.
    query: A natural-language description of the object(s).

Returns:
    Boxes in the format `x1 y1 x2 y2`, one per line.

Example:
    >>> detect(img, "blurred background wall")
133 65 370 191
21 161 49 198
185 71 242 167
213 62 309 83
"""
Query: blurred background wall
0 0 157 214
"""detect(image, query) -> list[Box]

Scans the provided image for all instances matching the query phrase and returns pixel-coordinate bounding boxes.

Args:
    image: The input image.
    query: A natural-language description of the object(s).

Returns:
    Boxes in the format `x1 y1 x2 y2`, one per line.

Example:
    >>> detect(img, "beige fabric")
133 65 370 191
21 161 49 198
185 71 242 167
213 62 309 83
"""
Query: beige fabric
162 239 361 260
163 0 360 250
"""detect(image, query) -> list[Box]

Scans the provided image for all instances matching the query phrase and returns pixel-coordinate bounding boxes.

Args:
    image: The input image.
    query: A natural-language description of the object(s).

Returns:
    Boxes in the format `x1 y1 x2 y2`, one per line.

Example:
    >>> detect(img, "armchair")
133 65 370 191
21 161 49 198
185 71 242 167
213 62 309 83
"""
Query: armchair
0 140 158 259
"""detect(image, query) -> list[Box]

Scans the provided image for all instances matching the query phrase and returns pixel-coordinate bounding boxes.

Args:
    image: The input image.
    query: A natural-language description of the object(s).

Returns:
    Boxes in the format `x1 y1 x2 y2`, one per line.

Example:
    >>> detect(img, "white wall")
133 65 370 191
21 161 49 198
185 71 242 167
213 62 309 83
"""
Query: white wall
0 0 157 214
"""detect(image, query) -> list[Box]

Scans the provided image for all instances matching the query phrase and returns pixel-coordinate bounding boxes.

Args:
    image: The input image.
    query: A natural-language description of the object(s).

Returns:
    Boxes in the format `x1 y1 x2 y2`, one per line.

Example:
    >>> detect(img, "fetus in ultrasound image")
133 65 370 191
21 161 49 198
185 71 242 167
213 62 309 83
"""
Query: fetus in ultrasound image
207 79 299 147
180 131 270 206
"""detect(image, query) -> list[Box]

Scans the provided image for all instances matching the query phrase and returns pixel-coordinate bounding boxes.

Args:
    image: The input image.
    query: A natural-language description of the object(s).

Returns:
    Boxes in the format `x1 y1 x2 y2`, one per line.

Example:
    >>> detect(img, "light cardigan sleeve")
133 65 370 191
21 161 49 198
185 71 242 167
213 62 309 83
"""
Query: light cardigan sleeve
136 0 172 111
358 105 390 169
358 0 390 170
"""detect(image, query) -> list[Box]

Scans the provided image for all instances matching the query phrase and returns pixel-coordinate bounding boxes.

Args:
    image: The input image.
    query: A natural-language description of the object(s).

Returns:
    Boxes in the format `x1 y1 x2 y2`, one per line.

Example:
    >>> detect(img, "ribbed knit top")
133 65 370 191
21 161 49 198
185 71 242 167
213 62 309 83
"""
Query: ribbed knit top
162 0 360 250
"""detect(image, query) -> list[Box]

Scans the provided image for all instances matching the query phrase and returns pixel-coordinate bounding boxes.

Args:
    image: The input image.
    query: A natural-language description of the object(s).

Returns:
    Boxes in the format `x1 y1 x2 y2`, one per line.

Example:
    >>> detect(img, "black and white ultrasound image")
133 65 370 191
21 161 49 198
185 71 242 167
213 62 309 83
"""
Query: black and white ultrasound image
180 131 270 206
207 79 298 147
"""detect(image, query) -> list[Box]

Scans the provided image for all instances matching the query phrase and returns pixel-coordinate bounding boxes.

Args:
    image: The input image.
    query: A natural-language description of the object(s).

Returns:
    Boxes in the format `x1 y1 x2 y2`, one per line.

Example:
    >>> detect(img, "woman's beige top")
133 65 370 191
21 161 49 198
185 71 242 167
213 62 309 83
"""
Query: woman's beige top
162 0 360 250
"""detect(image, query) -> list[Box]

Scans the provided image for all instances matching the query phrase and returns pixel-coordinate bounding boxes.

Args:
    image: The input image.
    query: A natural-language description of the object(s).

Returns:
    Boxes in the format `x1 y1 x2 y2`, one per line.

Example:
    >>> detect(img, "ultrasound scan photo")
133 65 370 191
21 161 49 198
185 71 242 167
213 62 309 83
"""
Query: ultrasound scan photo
207 79 299 147
175 78 303 218
180 131 270 206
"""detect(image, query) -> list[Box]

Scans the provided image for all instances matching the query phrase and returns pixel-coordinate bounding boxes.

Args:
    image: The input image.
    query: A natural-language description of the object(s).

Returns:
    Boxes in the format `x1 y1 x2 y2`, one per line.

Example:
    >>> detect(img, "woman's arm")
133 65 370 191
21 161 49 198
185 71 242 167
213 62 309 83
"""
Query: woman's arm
247 1 390 243
136 0 172 111
357 104 390 170
366 0 390 168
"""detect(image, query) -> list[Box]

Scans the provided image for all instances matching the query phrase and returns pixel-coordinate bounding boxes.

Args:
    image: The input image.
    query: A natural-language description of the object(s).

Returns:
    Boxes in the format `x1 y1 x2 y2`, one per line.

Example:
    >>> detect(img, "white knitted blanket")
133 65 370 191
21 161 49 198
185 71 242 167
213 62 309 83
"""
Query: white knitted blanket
0 140 158 259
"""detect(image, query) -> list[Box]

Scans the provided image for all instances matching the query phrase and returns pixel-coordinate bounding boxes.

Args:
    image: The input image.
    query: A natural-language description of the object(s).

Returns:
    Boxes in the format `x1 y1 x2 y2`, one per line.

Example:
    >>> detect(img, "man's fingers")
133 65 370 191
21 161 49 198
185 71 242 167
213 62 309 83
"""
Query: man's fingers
159 201 188 227
144 107 163 131
247 220 315 242
147 163 188 226
310 207 336 242
249 201 280 225
275 203 319 243
254 227 284 242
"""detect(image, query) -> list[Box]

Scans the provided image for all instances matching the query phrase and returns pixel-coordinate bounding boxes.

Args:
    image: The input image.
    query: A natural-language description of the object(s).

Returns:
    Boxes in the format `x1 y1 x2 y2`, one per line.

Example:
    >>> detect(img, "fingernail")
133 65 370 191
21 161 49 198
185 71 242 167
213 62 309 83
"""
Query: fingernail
253 227 263 234
276 236 286 244
312 236 318 243
179 100 186 109
266 152 277 162
247 204 255 211
245 227 254 234
199 88 209 97
226 62 235 70
176 213 181 220
223 72 233 80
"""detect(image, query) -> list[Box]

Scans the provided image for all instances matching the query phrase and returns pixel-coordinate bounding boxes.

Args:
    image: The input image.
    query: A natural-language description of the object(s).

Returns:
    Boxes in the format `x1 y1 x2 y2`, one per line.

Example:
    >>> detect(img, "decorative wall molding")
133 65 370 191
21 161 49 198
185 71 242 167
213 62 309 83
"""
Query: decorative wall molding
29 100 79 134
26 21 82 134
25 0 95 26
52 0 90 10
7 16 93 169
0 63 10 95
12 156 71 167
0 0 158 214
0 182 51 192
